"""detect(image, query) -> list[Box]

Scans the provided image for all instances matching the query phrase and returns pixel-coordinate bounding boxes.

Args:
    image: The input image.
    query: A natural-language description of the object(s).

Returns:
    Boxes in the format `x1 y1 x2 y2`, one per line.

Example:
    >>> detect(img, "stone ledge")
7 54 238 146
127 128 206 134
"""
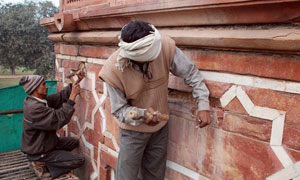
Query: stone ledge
48 27 300 54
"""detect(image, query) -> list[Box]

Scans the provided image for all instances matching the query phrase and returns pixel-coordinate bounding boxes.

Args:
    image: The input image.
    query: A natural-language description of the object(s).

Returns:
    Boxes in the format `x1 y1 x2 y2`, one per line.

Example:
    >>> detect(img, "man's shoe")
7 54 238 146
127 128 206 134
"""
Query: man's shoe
28 161 51 178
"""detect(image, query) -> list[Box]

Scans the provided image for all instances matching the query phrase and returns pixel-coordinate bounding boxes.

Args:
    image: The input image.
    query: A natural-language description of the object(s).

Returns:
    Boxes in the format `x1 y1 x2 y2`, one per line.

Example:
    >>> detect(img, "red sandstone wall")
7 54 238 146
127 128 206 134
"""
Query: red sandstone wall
42 0 300 179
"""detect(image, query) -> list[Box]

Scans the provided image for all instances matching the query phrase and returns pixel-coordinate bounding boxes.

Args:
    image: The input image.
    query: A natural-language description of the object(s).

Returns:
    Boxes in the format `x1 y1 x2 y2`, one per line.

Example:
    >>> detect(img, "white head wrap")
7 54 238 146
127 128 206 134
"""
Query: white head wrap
116 24 162 72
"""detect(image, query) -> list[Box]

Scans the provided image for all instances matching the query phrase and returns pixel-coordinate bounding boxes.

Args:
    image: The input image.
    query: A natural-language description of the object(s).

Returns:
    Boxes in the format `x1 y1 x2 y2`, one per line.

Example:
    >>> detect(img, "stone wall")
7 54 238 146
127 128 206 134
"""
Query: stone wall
41 0 300 179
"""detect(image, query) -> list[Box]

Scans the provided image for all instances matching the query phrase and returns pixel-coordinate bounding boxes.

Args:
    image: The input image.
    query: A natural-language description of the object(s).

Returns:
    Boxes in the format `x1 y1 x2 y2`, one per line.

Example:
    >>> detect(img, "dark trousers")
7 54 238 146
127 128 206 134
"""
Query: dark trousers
27 137 85 178
116 124 168 180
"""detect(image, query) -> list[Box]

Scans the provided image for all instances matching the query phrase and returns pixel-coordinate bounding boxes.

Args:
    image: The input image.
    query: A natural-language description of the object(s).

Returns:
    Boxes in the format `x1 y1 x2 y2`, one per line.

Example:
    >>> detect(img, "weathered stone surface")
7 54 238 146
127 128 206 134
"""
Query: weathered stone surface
224 97 248 115
283 125 300 151
206 81 232 99
42 0 300 32
79 45 117 59
48 27 300 54
223 112 272 142
183 49 300 82
287 149 300 163
168 97 283 179
104 99 120 146
54 43 60 54
49 1 300 180
165 167 193 180
244 87 300 125
60 44 79 56
101 149 117 169
168 118 282 179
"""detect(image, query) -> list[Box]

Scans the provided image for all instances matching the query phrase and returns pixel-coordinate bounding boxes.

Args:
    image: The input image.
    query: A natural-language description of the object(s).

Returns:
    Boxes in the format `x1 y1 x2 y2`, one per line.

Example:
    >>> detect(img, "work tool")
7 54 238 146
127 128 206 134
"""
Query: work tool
128 110 169 121
66 62 86 85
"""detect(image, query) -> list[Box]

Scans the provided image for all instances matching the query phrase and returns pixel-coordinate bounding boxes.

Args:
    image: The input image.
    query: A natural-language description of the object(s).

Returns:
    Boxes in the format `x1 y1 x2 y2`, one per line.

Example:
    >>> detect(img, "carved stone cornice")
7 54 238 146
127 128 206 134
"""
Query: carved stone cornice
40 0 300 33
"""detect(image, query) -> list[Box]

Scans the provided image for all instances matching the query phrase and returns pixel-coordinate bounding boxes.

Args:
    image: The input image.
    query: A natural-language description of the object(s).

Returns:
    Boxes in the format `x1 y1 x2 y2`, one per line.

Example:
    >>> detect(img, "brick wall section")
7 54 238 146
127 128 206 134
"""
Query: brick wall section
48 0 300 179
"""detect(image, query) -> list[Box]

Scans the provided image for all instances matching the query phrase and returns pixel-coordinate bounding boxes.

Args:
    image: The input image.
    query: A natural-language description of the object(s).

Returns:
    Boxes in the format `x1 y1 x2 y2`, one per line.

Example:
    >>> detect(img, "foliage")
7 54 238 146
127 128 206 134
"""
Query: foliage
0 65 34 75
0 1 58 78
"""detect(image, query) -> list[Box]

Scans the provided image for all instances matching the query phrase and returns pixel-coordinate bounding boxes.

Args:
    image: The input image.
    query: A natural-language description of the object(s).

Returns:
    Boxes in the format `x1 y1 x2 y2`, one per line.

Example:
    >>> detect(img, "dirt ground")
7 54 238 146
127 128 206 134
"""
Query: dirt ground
0 75 24 78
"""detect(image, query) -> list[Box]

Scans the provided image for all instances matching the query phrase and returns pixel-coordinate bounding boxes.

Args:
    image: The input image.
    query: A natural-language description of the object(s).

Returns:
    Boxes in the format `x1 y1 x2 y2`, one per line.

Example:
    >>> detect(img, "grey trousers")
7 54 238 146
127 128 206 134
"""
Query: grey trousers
116 124 168 180
27 137 85 178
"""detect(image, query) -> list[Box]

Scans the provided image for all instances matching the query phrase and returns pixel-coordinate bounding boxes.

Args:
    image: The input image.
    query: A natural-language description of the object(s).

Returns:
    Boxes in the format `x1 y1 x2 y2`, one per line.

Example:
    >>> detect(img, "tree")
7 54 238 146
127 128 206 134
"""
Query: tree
0 1 58 78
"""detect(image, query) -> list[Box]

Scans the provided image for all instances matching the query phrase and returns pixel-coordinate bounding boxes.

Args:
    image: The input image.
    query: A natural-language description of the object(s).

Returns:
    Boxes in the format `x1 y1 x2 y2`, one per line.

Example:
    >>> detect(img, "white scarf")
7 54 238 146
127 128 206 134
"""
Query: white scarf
116 25 162 72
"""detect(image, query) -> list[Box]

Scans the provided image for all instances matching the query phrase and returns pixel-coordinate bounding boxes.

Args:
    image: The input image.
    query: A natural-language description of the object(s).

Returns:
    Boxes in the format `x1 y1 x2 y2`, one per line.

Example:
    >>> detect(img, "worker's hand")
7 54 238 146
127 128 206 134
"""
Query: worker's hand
75 71 86 85
69 84 81 101
144 107 161 126
195 110 211 128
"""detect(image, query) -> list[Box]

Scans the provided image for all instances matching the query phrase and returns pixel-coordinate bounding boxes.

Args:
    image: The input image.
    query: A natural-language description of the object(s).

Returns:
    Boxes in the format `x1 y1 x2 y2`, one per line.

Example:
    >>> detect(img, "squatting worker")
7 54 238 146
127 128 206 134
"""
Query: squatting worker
19 75 85 179
99 20 212 180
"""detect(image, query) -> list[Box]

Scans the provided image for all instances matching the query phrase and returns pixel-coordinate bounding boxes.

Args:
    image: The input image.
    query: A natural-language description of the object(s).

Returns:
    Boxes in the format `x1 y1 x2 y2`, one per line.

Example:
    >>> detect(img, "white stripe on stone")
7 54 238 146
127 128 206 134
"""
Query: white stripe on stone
286 82 300 94
103 131 113 139
57 54 107 66
76 56 87 62
236 86 254 114
267 161 300 180
220 85 295 178
92 58 106 65
270 114 285 146
166 160 210 180
253 77 285 92
220 85 237 107
90 172 98 180
55 58 59 70
201 71 300 94
250 106 280 121
271 146 294 168
294 175 300 180
61 55 71 60
111 168 115 180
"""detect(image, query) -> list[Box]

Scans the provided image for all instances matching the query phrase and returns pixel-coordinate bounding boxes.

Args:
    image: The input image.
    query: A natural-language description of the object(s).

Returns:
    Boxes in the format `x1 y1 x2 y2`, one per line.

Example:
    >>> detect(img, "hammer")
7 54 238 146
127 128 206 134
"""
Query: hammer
128 110 169 121
66 62 86 85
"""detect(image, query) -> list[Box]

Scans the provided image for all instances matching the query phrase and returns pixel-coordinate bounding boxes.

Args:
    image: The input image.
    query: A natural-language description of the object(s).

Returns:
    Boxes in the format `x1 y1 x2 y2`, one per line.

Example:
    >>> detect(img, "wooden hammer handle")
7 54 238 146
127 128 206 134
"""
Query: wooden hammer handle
128 110 169 121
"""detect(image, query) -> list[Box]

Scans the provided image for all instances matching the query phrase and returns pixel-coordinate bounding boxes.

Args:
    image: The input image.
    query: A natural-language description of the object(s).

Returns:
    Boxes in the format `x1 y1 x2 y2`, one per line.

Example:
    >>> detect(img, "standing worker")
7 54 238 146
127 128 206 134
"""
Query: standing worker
99 20 212 180
19 75 85 179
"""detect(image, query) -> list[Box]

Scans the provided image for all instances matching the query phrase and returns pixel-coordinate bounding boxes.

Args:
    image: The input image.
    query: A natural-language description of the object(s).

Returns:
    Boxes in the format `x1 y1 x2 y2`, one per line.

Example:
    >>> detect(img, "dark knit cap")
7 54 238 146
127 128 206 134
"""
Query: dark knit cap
19 75 44 94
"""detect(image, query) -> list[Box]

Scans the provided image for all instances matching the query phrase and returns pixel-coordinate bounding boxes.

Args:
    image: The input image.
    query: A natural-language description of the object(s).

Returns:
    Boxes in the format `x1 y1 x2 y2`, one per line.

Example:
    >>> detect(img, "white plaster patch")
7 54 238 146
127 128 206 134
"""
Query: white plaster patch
286 81 300 94
76 56 87 62
267 161 300 180
103 131 112 139
236 86 254 114
80 72 95 91
294 176 300 180
92 58 106 65
270 146 293 168
110 168 115 180
220 85 237 107
90 172 98 180
56 54 63 59
254 77 285 92
200 70 300 95
61 55 71 60
250 106 280 120
55 58 59 70
270 114 285 146
70 56 77 61
166 160 210 180
87 58 106 65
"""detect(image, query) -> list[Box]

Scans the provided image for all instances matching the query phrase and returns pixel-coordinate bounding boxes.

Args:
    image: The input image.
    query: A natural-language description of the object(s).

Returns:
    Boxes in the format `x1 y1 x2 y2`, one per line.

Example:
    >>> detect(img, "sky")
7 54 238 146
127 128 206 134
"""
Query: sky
2 0 59 7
